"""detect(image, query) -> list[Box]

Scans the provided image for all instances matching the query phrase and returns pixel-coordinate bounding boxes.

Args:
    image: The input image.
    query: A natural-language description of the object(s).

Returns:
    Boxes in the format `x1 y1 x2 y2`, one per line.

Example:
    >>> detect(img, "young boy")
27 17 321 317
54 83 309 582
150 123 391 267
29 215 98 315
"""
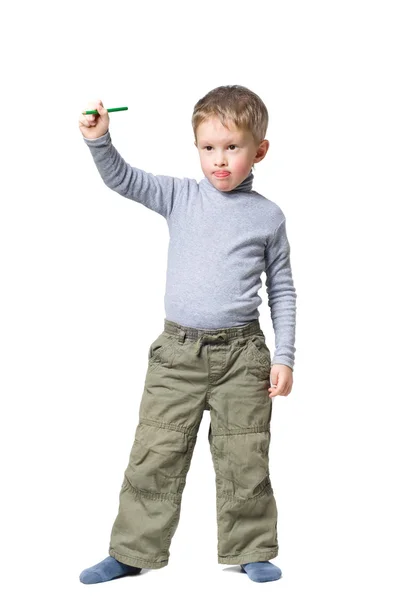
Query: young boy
78 85 296 584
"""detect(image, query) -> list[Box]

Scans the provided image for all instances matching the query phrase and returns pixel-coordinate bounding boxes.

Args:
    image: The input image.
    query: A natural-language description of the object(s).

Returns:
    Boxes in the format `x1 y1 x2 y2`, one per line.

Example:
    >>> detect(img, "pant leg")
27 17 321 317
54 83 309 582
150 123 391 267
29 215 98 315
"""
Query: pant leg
108 330 208 569
207 331 278 565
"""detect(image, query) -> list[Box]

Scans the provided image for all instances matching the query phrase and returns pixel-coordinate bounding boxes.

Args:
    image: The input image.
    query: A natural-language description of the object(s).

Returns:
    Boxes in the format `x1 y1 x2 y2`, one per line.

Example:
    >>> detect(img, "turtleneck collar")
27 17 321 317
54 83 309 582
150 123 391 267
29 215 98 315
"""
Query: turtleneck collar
200 169 254 195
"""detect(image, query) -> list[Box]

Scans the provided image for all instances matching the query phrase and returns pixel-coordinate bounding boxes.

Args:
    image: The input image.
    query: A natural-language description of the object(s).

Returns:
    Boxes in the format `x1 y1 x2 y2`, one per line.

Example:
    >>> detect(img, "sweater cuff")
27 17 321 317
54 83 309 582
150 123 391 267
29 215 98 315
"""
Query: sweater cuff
271 359 294 371
82 130 111 146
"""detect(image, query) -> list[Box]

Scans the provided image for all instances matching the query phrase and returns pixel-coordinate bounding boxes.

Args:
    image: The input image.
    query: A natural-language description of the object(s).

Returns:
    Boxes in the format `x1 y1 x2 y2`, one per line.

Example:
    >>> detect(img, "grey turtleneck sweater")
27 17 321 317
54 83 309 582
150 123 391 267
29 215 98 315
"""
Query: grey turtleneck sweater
83 130 297 370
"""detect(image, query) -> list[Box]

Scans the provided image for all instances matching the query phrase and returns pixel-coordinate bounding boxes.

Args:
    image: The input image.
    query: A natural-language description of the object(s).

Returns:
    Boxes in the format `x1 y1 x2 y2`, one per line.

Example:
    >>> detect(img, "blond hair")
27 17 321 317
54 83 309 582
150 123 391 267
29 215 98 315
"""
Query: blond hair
192 85 269 148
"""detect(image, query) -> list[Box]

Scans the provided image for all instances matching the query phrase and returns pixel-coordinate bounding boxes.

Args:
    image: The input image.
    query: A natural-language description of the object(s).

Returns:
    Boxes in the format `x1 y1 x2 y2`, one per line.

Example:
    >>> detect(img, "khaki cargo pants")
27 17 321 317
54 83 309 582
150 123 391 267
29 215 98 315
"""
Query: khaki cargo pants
108 318 278 569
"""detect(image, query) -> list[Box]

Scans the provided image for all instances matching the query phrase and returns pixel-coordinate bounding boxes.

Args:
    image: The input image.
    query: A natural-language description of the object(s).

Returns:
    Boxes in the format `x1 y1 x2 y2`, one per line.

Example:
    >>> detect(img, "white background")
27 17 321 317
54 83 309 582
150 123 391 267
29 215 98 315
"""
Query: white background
1 0 396 598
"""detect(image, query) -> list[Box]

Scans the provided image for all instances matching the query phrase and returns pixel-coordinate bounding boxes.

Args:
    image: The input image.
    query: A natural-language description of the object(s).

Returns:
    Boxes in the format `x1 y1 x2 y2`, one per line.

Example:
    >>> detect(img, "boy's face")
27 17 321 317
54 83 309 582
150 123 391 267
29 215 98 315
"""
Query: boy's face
195 116 269 192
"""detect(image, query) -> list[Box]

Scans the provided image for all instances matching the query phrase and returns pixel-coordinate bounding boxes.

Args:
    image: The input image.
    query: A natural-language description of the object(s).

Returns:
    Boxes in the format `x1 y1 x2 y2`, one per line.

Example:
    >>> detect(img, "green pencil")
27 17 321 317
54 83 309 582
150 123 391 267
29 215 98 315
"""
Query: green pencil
82 106 128 115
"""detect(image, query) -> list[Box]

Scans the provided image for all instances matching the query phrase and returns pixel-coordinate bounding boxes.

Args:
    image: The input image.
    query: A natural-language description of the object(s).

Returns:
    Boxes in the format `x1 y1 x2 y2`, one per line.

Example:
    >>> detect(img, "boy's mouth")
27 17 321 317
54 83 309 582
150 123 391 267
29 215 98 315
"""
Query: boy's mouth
214 171 230 178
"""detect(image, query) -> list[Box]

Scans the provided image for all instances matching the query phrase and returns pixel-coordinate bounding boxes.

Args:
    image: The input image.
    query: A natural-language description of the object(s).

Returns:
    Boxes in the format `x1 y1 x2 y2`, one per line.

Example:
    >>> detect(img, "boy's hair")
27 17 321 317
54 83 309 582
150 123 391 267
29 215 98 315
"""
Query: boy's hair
192 85 269 149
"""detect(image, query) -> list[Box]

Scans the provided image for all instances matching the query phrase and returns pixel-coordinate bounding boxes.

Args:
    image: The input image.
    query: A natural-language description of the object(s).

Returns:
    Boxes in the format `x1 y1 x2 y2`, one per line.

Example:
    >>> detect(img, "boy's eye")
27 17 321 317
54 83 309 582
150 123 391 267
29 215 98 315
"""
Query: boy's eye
204 145 237 151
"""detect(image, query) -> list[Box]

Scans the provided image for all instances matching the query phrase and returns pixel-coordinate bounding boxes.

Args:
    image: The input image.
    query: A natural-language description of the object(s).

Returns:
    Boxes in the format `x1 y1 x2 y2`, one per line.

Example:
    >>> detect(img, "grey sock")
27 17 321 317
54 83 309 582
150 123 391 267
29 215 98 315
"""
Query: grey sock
79 555 142 584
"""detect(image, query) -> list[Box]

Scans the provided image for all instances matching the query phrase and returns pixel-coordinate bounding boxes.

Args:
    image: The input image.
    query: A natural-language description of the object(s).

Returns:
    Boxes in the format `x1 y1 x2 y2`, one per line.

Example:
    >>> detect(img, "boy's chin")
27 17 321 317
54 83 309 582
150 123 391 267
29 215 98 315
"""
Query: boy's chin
212 176 234 190
215 183 234 192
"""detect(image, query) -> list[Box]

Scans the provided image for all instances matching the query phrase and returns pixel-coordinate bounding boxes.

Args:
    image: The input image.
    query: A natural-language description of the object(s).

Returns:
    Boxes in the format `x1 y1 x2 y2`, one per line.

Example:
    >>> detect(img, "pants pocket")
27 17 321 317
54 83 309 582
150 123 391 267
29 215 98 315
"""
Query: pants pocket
246 335 271 378
148 333 174 365
148 333 185 369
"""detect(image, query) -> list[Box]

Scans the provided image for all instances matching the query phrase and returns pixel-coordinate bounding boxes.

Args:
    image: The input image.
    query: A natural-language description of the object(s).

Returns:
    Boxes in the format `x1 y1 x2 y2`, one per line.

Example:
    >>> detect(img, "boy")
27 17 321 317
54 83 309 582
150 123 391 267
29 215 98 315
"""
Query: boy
78 85 296 584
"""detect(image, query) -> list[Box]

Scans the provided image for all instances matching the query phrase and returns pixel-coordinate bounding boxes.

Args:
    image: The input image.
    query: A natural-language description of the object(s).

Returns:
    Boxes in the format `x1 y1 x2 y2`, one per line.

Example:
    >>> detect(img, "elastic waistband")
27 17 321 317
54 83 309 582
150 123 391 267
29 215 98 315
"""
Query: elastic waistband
164 318 262 342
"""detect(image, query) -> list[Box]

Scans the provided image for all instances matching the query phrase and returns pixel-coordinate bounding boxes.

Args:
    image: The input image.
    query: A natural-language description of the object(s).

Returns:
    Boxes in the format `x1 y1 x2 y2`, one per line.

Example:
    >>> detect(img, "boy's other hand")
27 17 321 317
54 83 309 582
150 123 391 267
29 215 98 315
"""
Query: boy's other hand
268 364 293 398
79 99 109 139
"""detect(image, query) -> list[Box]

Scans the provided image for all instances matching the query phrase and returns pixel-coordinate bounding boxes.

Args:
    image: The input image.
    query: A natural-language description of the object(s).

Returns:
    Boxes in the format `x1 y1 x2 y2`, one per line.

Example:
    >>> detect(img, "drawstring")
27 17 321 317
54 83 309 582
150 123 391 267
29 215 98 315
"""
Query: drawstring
194 332 228 357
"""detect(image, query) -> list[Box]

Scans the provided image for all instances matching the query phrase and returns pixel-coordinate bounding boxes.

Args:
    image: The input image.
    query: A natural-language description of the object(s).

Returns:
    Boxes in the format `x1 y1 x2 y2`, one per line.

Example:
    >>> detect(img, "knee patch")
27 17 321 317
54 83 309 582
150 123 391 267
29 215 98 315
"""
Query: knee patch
124 422 190 498
211 429 272 500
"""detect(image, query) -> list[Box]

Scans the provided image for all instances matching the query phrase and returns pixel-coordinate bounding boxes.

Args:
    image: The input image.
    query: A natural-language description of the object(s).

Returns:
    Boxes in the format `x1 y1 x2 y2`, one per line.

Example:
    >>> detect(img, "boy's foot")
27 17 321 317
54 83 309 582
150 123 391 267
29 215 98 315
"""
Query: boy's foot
240 560 282 582
79 555 142 584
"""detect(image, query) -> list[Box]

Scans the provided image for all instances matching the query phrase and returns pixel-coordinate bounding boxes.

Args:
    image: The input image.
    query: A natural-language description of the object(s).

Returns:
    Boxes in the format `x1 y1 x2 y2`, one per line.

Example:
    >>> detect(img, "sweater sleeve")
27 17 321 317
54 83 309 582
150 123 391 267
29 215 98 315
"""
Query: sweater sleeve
83 130 183 219
264 218 297 370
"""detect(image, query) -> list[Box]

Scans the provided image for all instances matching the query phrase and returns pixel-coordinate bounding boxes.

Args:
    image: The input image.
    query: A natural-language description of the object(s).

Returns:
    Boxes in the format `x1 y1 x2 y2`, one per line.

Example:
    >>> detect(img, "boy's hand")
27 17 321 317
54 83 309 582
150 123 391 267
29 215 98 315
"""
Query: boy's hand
268 364 293 398
79 99 109 139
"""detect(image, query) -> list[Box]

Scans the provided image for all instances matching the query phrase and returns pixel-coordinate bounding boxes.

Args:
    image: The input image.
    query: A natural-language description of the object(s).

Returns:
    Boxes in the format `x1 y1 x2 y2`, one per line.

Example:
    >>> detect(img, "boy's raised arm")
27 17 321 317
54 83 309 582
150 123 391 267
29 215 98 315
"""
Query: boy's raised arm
264 217 297 370
83 130 183 220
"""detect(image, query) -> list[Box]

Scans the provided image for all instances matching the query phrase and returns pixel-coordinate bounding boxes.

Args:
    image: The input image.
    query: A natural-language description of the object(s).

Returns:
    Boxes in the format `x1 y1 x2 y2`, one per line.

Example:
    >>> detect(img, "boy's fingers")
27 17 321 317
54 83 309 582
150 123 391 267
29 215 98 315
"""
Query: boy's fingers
268 379 287 396
80 116 92 127
96 103 108 117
